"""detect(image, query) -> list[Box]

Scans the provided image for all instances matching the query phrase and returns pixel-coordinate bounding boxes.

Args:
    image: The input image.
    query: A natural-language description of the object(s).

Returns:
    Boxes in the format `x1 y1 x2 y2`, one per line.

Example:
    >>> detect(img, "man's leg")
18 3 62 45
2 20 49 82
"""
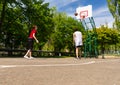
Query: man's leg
79 47 82 59
76 47 79 58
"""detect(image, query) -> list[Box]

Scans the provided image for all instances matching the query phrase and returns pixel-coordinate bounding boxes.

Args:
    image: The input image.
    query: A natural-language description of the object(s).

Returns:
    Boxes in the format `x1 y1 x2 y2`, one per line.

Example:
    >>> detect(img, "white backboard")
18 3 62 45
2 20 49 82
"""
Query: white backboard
76 5 92 19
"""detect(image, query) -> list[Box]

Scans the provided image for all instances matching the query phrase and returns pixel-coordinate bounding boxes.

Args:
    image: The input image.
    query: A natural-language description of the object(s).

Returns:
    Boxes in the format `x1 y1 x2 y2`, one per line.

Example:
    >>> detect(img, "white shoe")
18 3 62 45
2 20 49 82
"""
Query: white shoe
24 55 29 59
29 56 34 59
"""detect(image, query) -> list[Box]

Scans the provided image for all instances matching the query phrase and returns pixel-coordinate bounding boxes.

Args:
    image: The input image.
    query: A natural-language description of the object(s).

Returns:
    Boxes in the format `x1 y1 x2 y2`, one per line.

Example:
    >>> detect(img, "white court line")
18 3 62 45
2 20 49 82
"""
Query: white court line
0 61 95 68
0 59 119 69
96 59 120 63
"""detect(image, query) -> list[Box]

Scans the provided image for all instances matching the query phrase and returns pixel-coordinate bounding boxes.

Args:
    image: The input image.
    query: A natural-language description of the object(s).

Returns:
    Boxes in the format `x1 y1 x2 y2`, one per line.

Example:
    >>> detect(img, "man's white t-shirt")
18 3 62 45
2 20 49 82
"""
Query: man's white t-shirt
73 31 83 47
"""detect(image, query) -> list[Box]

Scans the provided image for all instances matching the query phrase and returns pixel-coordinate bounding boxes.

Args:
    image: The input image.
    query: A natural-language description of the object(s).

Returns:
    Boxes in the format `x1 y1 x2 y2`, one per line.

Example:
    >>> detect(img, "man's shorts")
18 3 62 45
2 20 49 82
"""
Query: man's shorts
75 41 82 48
76 45 82 48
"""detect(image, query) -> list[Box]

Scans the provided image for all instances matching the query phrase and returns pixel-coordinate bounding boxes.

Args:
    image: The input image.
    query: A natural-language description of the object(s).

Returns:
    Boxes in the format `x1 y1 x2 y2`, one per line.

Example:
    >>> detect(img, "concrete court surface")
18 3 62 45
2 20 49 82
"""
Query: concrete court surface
0 57 120 85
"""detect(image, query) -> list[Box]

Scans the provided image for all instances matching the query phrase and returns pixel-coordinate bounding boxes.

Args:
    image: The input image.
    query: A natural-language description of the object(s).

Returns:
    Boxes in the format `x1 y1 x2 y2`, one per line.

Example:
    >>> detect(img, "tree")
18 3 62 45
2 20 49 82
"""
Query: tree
107 0 120 30
0 0 17 32
0 0 54 51
95 25 119 58
44 11 84 53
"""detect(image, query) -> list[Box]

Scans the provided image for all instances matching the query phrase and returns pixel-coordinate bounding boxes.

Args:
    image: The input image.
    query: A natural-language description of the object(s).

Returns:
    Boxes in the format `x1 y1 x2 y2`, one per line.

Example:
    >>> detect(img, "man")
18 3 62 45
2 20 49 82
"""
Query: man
73 28 83 59
24 25 39 59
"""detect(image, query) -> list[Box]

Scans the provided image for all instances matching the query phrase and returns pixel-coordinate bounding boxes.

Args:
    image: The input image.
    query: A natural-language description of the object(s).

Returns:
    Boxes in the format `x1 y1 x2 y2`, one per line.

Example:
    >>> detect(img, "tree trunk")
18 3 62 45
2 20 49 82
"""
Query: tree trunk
101 43 105 59
0 0 7 32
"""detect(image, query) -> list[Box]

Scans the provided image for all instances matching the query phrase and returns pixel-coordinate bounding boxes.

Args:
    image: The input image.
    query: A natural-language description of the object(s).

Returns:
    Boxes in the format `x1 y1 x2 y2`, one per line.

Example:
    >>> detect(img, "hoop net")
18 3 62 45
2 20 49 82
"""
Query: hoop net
81 15 85 20
80 10 88 19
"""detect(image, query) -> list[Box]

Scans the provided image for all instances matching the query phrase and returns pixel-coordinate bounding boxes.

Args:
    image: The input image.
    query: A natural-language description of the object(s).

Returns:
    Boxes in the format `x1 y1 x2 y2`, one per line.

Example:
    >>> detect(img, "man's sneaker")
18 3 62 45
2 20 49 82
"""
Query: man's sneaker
24 55 29 59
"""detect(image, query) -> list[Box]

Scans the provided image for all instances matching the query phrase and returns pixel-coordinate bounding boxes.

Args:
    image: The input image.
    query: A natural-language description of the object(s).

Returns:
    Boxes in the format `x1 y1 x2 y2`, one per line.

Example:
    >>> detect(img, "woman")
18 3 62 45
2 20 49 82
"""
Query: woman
24 25 39 59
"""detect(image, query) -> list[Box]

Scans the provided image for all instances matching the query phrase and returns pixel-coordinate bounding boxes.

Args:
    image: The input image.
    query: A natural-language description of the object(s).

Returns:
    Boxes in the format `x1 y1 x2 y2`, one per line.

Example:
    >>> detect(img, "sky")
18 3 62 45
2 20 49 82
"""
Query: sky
44 0 114 28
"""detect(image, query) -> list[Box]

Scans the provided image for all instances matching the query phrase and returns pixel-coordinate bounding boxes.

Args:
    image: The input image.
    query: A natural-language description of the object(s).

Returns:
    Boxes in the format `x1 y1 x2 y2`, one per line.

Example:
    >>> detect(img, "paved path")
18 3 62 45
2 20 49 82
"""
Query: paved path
0 58 120 85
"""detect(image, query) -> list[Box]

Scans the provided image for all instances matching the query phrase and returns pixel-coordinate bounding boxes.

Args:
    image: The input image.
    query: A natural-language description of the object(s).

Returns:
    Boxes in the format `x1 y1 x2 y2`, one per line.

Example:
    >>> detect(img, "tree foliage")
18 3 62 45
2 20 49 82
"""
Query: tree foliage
97 26 119 44
0 0 85 54
95 25 120 53
43 12 84 52
0 0 54 50
107 0 120 30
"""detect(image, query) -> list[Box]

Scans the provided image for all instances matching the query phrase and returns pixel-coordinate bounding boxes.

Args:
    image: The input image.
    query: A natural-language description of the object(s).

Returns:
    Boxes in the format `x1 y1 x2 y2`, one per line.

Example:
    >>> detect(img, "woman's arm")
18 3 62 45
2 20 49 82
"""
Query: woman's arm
33 33 39 43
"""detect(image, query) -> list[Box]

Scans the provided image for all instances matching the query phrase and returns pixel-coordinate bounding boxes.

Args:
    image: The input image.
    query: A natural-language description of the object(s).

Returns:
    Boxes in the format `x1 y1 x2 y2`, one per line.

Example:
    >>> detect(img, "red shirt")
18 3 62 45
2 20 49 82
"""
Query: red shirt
29 29 37 39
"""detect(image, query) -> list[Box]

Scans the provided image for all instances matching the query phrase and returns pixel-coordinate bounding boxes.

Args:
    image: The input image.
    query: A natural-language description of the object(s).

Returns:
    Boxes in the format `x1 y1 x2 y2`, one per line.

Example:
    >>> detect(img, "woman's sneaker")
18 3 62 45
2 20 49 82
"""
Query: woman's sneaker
29 56 34 59
24 55 29 59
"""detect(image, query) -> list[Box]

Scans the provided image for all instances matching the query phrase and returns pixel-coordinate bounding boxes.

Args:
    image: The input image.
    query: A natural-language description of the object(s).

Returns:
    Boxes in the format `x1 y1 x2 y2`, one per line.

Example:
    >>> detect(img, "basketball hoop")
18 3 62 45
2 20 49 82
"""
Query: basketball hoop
75 5 92 19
